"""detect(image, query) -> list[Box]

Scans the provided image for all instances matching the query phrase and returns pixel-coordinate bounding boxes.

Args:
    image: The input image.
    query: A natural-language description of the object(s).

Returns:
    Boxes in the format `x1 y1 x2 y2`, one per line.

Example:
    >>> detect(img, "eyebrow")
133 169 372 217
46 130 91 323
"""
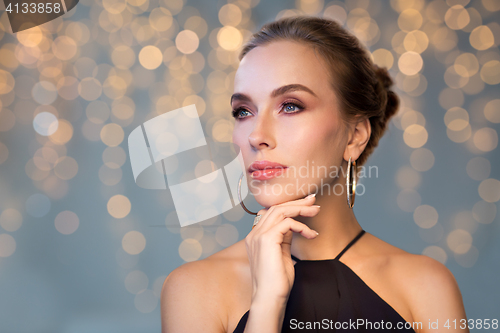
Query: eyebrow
230 84 317 106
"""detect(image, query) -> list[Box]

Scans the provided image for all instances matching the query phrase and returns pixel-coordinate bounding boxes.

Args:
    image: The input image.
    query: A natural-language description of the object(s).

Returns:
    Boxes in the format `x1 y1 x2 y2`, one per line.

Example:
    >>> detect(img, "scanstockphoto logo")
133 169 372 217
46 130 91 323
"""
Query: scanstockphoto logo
3 0 78 33
128 104 250 228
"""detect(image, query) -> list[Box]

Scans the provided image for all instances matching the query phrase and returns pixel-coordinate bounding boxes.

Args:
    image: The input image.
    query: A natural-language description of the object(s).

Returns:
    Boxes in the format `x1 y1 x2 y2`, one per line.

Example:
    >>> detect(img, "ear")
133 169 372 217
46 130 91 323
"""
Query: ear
343 116 371 162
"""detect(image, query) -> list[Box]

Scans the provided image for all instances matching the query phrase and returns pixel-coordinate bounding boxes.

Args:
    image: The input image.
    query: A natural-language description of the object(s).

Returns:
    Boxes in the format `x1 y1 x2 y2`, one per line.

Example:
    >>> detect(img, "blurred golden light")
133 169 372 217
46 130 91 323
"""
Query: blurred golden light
0 208 23 232
16 26 43 47
149 7 173 32
400 109 426 129
108 194 132 219
78 78 102 101
0 69 15 95
454 53 479 77
54 210 79 235
444 106 469 131
86 101 110 124
111 45 135 69
134 289 158 313
396 166 422 189
403 124 428 148
413 204 438 229
0 108 15 132
32 81 57 105
323 4 347 25
138 45 163 70
207 70 227 94
54 156 78 180
14 44 40 66
0 234 16 257
444 65 468 88
178 238 202 262
122 230 146 255
391 0 425 12
481 0 500 11
0 45 19 70
466 156 490 181
175 30 199 54
422 246 447 264
398 52 423 75
397 188 421 212
56 76 79 101
371 49 394 70
454 245 479 268
25 158 50 181
219 4 242 26
65 22 91 46
470 25 494 50
103 146 126 169
52 36 78 61
180 225 204 241
403 30 429 53
297 0 324 14
185 16 208 40
410 148 434 172
217 26 242 51
478 178 500 203
73 57 98 79
215 224 239 247
33 146 58 171
453 210 477 234
431 26 458 51
102 0 126 14
446 123 471 143
472 200 496 224
103 75 128 99
444 5 470 30
125 270 148 294
480 60 500 85
398 9 423 32
98 164 122 186
484 99 500 123
473 127 498 152
112 96 135 121
100 123 124 147
49 119 73 145
99 11 124 33
447 229 472 254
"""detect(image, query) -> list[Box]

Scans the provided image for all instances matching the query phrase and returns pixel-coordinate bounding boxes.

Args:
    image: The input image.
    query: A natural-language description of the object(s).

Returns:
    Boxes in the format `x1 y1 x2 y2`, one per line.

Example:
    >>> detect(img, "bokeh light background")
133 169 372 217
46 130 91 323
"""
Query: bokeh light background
0 0 499 331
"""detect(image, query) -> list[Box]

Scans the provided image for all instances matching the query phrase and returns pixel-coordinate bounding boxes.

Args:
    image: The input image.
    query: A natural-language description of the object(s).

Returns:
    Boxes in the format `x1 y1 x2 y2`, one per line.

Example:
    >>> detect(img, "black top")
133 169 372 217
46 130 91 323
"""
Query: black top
232 230 416 332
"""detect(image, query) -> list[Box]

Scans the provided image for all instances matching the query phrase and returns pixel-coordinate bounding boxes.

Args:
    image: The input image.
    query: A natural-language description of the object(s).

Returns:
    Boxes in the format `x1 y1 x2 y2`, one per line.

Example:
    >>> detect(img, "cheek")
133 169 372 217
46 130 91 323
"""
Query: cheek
282 117 343 160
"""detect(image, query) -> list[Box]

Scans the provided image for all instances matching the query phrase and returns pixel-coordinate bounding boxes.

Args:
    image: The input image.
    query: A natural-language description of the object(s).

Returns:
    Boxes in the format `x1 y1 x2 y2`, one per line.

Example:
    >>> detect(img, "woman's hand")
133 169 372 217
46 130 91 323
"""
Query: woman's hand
245 194 320 306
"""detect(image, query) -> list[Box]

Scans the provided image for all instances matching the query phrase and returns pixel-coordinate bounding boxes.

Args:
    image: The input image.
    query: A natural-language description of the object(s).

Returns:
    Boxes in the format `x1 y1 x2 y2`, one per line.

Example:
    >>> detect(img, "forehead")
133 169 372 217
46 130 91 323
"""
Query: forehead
233 40 332 101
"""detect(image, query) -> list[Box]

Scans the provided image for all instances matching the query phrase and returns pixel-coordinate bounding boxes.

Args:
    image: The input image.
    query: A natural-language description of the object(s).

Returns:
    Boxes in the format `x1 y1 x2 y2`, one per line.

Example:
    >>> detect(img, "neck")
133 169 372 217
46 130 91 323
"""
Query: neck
290 180 362 261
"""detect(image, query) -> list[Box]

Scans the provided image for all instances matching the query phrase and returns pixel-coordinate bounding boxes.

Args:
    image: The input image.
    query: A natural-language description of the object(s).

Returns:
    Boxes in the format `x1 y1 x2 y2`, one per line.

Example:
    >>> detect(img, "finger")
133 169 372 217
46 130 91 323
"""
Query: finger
256 205 320 231
275 193 317 207
270 217 319 240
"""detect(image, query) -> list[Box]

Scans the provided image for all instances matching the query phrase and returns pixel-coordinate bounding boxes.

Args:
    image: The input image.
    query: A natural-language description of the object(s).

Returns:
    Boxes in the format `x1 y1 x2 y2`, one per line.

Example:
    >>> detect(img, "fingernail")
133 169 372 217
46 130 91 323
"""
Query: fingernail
306 193 316 199
314 231 319 236
312 205 320 209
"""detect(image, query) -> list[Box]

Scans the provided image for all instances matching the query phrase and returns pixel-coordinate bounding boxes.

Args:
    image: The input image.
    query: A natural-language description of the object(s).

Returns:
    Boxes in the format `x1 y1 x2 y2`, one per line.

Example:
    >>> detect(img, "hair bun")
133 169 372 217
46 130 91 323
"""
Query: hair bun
373 64 399 122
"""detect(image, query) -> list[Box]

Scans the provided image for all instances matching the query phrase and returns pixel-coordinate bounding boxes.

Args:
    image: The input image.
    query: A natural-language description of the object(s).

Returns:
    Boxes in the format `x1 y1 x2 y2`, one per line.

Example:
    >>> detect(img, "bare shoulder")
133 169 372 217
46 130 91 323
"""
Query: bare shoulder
359 233 468 331
161 239 249 333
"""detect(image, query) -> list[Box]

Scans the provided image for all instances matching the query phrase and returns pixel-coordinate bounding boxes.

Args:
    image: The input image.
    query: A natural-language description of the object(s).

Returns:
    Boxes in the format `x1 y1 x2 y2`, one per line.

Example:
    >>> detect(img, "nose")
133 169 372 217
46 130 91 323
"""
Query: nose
248 110 276 151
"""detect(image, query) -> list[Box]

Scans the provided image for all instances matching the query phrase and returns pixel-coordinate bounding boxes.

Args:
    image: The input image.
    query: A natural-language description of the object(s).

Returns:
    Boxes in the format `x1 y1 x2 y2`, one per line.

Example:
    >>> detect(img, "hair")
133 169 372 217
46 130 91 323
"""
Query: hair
238 16 399 168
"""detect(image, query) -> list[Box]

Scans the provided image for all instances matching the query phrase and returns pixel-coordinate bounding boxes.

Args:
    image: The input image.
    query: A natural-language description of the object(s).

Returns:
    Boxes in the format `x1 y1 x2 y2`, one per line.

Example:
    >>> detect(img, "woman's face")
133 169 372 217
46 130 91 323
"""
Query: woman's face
231 40 349 207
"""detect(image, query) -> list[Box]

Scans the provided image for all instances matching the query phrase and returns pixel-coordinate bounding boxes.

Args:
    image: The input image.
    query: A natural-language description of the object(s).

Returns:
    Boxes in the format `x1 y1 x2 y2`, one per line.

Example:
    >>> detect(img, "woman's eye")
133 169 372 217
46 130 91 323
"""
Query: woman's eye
282 103 303 113
232 108 251 119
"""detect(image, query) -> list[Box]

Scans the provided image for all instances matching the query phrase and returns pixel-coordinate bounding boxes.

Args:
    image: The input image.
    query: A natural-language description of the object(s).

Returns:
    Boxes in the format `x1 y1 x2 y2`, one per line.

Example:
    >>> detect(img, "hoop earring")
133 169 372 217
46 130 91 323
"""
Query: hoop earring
346 156 357 209
238 172 258 215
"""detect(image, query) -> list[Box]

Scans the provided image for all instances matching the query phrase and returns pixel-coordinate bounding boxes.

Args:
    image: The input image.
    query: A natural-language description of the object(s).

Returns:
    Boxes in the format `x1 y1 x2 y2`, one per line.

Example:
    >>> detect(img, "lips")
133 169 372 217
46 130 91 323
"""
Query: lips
248 160 288 180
